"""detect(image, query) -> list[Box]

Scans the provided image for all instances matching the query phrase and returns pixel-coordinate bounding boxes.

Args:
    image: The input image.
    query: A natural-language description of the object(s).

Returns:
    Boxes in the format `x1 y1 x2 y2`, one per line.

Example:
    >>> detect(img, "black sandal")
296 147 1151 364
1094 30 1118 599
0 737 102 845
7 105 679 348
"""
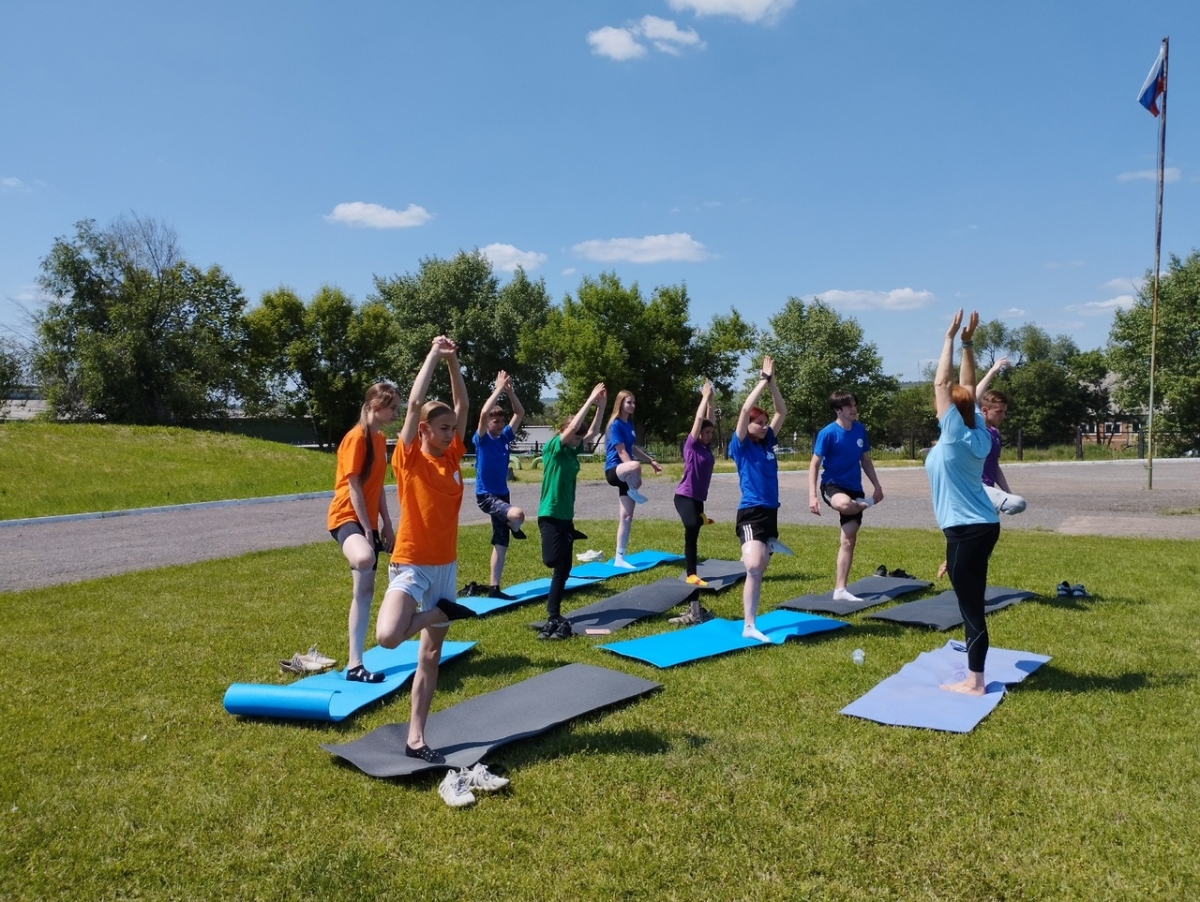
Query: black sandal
405 743 445 764
346 664 385 684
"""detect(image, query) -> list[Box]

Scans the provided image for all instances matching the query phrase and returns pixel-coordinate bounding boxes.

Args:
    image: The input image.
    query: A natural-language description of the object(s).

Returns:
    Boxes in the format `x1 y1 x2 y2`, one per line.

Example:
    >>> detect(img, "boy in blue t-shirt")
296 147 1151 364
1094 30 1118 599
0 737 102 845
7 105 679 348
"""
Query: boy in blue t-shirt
807 390 884 603
473 371 526 598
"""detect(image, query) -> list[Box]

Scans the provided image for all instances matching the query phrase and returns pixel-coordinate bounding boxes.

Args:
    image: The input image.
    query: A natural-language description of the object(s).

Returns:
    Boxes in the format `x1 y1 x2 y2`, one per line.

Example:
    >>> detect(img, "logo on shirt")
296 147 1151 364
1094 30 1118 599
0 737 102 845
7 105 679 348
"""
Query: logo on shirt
857 438 864 448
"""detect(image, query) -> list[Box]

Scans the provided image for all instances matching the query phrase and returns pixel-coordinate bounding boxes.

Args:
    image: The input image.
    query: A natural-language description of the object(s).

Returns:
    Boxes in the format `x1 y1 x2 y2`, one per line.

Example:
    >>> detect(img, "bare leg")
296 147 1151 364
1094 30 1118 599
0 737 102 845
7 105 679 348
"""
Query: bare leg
489 545 507 586
615 495 635 559
375 589 451 648
616 460 642 490
407 626 448 748
347 568 375 669
835 519 860 590
741 540 770 640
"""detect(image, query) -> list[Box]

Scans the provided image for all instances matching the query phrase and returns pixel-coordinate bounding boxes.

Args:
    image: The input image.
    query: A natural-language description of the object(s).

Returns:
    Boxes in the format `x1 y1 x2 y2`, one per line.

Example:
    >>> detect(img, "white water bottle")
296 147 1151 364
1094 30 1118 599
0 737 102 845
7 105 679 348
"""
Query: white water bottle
851 648 865 665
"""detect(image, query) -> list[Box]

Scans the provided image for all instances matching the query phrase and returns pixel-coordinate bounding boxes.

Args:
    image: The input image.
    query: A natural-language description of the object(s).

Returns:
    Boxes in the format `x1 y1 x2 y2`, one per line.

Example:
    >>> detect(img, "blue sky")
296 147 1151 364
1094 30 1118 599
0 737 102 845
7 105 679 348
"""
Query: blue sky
2 0 1197 383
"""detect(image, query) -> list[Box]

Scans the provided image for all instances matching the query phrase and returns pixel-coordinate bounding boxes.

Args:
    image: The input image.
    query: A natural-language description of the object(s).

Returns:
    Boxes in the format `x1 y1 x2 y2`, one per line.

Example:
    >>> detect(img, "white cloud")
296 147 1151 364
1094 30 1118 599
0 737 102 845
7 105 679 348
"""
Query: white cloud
1117 167 1181 183
561 267 577 276
1 177 31 193
1102 277 1141 294
326 201 432 229
587 26 647 60
588 16 703 60
1000 307 1027 318
1065 296 1137 316
668 0 796 24
572 233 709 263
481 243 548 273
816 288 936 311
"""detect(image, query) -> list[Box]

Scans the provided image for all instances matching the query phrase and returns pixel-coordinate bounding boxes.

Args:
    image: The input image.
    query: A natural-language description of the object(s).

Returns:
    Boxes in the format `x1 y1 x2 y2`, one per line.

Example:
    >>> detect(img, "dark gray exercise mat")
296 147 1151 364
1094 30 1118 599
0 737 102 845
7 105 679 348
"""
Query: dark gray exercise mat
867 586 1037 630
321 663 661 778
777 575 933 615
530 578 698 633
680 558 746 591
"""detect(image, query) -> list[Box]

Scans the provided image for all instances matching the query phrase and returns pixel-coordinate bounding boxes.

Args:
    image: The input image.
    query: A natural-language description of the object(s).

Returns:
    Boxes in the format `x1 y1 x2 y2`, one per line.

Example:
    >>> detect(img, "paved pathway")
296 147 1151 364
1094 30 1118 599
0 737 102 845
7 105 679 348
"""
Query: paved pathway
3 458 1197 593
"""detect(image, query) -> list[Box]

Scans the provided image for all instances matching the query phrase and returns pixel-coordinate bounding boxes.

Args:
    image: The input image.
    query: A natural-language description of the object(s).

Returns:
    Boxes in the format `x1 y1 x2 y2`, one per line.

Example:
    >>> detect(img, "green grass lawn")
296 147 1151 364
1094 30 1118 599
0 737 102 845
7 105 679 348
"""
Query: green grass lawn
2 519 1198 901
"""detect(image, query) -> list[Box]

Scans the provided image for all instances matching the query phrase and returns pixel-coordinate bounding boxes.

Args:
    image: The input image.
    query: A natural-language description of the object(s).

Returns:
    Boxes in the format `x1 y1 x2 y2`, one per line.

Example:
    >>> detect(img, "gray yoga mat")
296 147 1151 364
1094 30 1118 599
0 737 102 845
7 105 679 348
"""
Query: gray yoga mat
530 578 699 634
321 663 661 777
680 558 746 591
867 586 1037 630
777 575 933 616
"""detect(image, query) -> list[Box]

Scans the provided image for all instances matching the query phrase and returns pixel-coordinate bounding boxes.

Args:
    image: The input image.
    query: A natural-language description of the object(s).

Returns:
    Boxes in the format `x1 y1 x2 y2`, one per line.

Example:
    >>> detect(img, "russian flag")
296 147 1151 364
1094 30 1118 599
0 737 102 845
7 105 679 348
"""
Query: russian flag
1138 45 1166 116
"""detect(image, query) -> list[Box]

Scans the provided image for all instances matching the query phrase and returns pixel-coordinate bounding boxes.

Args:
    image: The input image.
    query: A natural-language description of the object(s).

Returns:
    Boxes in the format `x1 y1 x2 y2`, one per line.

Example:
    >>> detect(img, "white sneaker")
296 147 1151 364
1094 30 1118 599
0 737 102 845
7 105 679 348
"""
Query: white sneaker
626 488 648 504
576 549 605 563
438 770 476 808
463 762 510 792
767 538 794 556
613 557 637 570
300 645 336 668
742 625 771 643
832 588 863 603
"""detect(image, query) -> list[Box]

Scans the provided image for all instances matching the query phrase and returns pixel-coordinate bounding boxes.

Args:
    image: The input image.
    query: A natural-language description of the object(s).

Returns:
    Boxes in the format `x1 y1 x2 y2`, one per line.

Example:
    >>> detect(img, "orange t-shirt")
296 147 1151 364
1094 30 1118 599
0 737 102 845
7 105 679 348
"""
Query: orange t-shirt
326 427 389 532
391 432 464 565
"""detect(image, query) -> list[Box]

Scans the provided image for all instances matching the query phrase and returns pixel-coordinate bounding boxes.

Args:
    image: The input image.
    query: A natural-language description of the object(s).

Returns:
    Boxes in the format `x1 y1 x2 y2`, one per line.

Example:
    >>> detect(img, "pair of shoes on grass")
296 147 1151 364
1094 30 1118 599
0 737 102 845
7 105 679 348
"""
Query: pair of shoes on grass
537 615 573 640
280 645 338 675
438 763 510 807
669 607 714 626
1057 581 1090 598
875 564 916 579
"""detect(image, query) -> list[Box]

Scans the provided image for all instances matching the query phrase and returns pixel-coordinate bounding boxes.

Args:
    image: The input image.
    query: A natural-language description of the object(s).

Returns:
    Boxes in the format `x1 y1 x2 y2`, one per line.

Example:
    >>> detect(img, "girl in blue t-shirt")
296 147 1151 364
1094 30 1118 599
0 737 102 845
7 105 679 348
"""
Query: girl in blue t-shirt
604 390 662 568
729 356 787 642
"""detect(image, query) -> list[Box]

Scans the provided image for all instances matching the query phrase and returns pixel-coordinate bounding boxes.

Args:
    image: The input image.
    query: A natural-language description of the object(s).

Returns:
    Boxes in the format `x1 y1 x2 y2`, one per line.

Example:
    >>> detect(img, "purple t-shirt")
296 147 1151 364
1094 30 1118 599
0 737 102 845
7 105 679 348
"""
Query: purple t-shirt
981 425 1002 487
676 434 715 502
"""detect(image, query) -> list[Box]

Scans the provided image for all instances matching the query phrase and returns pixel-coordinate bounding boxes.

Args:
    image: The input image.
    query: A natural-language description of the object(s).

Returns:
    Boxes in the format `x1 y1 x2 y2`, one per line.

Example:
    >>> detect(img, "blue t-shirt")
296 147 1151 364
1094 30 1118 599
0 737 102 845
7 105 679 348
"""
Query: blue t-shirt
729 426 779 509
473 425 515 496
813 420 869 492
925 405 999 529
605 418 637 470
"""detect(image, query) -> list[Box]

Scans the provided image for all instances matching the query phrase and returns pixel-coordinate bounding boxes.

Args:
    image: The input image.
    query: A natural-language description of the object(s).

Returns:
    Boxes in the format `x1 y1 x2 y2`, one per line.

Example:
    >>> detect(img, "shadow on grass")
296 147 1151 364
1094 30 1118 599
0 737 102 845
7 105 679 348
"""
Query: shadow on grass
1019 666 1187 695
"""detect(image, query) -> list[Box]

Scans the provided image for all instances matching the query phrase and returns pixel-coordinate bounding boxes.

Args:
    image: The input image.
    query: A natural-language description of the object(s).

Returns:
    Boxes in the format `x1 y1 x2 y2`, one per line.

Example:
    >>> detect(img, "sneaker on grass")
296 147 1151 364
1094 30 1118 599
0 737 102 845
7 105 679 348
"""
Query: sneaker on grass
438 771 476 808
463 763 510 792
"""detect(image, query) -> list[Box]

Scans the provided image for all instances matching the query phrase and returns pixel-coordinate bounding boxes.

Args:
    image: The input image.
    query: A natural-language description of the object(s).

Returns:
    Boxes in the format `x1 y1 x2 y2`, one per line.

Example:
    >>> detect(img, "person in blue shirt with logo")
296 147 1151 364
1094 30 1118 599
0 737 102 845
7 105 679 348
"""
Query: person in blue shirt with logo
807 390 884 602
473 370 526 599
604 390 661 569
729 355 787 643
926 309 1000 696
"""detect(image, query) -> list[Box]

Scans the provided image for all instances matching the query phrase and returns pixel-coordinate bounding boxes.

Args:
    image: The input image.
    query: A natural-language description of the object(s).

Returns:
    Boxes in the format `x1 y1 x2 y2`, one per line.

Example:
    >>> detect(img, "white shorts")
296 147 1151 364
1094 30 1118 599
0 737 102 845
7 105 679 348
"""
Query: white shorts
386 561 459 612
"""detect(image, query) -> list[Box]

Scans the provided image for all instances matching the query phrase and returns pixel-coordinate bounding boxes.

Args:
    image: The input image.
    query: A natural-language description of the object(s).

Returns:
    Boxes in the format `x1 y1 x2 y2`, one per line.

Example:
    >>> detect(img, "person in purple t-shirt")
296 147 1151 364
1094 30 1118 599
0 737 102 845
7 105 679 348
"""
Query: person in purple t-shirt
976 357 1026 516
670 379 717 625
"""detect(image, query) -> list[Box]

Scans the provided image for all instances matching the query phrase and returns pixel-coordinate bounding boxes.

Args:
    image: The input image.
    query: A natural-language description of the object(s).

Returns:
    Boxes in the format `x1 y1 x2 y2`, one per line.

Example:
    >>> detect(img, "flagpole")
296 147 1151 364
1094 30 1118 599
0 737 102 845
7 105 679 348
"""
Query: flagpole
1147 36 1168 490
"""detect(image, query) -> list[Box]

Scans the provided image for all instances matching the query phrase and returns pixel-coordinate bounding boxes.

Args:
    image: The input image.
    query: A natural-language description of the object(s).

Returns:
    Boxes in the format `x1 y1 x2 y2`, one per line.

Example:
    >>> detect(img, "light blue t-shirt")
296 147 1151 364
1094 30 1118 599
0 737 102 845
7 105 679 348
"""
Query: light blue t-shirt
473 425 515 496
813 420 869 491
605 418 637 470
729 426 779 509
925 404 999 529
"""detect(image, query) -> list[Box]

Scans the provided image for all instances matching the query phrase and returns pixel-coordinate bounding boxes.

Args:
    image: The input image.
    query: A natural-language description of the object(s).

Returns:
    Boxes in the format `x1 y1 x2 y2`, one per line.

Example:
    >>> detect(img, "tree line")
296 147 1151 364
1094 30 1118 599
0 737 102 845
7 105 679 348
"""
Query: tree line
6 215 1199 454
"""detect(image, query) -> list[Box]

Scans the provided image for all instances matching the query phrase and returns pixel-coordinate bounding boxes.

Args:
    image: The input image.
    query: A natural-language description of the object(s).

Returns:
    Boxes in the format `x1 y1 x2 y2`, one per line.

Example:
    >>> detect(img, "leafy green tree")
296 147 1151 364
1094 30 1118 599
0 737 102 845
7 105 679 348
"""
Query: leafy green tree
33 217 248 424
244 285 400 446
0 339 23 405
1000 361 1089 445
755 298 899 442
370 251 552 417
538 272 754 442
883 383 939 457
1108 250 1200 453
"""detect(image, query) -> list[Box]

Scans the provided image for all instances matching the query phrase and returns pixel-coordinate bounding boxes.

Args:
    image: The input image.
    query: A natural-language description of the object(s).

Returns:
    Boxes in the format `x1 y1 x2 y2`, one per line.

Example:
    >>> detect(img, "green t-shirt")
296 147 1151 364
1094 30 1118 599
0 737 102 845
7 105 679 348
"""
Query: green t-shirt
538 433 581 519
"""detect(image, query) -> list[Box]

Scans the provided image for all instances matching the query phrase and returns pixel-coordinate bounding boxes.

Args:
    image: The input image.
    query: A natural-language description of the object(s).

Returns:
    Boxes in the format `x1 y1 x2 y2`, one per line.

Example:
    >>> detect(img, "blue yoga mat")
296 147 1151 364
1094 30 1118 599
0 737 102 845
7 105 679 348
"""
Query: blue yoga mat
598 609 848 668
459 576 600 615
840 640 1051 732
571 548 685 579
223 640 474 722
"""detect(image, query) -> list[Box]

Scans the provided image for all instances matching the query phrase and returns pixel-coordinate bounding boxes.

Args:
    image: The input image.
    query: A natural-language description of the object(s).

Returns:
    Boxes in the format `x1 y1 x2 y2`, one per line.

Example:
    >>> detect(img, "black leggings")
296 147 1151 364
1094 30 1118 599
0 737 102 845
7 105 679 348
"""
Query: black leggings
538 516 575 618
944 522 1001 673
674 494 704 575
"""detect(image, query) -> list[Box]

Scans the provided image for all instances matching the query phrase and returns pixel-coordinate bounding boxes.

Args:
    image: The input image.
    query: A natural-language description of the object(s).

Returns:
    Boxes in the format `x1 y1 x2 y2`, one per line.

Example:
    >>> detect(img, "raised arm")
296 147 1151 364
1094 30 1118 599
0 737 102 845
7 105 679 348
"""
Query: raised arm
735 355 776 441
447 347 469 443
958 311 980 393
477 370 508 438
506 375 525 432
562 383 607 440
934 310 962 419
975 356 1008 402
401 336 454 448
584 386 608 443
765 356 787 434
690 379 714 441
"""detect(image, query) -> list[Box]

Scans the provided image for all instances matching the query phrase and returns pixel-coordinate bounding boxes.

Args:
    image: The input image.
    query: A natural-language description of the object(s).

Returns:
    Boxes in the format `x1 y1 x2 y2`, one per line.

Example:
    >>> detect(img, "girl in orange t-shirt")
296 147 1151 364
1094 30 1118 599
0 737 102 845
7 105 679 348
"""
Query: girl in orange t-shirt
327 381 400 682
375 335 474 764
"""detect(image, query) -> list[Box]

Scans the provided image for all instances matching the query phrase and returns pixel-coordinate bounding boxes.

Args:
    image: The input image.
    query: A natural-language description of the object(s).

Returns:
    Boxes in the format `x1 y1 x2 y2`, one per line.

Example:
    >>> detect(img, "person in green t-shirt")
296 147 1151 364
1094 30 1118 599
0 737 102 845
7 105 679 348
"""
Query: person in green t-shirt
536 383 607 640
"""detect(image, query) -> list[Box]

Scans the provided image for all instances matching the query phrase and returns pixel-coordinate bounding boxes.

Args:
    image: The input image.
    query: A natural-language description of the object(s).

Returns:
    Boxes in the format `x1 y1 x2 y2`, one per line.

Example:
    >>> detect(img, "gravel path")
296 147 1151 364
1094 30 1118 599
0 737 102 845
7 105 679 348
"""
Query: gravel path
3 458 1197 593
